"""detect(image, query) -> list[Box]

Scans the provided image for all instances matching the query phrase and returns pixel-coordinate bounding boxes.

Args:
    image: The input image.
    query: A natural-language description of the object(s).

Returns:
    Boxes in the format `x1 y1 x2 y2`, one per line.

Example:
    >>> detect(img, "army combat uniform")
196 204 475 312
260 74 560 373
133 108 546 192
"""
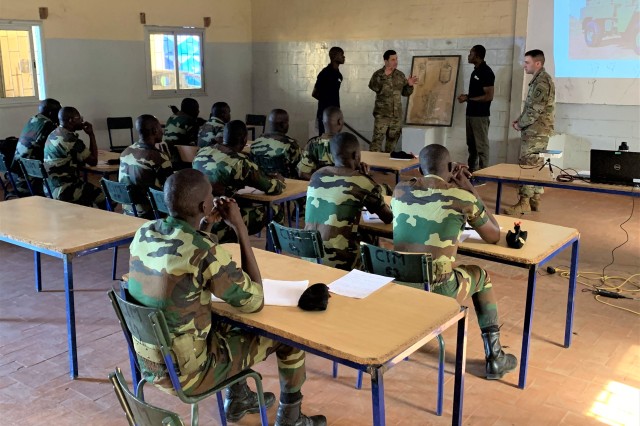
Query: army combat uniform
118 141 174 218
392 175 500 330
297 135 334 178
11 114 57 195
250 132 301 178
163 113 199 164
304 166 388 270
44 127 106 208
197 116 225 148
368 68 414 153
127 217 306 396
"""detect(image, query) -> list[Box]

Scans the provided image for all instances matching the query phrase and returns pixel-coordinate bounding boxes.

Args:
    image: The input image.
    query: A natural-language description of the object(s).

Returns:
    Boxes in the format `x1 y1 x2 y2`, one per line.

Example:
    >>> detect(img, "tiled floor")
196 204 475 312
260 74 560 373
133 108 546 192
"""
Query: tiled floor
0 177 638 425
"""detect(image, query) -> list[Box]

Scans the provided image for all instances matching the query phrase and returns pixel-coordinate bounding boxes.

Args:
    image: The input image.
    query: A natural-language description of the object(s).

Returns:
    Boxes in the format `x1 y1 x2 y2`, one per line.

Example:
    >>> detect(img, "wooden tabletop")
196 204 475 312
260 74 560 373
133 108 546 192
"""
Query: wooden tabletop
234 179 309 203
213 244 461 365
0 197 147 254
83 150 121 173
361 151 420 172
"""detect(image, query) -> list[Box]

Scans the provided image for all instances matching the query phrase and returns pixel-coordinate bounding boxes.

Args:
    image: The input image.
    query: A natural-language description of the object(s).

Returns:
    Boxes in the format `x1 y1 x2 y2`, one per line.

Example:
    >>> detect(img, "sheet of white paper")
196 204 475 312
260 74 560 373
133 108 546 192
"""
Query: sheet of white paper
211 279 309 306
362 210 383 223
236 186 265 195
328 269 393 299
460 229 482 242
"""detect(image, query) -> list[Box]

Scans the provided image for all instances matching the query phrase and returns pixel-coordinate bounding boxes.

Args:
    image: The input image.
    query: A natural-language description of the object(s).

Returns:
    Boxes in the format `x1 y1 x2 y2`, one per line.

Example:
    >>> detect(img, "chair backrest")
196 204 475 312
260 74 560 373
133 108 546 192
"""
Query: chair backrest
253 154 288 176
148 187 169 219
175 145 198 163
360 242 433 290
100 178 141 216
268 221 324 262
0 152 10 174
109 367 184 426
245 114 266 134
19 158 53 198
107 116 135 151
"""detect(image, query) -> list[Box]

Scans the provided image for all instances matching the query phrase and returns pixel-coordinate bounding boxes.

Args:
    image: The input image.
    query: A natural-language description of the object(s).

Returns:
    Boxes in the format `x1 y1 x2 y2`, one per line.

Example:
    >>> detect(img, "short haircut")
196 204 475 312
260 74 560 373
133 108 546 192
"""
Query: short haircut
181 97 199 113
471 45 486 60
419 144 449 174
329 46 344 60
211 101 229 116
223 120 248 146
322 106 342 123
39 98 61 115
525 49 545 64
383 50 397 61
135 114 160 139
59 106 79 123
164 169 209 218
330 132 359 162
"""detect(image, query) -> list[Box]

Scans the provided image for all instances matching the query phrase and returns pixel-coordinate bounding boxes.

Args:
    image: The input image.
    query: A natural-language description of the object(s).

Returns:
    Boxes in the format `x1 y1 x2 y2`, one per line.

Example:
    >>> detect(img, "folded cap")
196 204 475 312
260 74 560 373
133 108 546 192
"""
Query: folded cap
298 283 331 311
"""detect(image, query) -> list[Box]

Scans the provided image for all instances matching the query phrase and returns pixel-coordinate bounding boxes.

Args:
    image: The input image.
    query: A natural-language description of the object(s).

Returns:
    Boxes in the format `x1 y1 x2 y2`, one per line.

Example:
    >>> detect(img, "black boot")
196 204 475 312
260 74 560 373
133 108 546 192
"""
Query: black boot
275 397 327 426
224 380 276 422
481 331 518 380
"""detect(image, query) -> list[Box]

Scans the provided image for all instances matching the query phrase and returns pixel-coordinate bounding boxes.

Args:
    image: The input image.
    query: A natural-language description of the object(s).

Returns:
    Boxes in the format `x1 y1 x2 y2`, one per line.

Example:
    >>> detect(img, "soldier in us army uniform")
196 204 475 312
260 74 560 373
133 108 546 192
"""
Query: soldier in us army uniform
368 50 417 153
118 115 173 218
392 144 517 380
198 101 230 148
193 120 286 242
304 132 392 270
250 108 301 178
162 98 201 165
11 98 61 196
506 49 555 215
297 106 344 180
44 107 107 208
127 169 326 426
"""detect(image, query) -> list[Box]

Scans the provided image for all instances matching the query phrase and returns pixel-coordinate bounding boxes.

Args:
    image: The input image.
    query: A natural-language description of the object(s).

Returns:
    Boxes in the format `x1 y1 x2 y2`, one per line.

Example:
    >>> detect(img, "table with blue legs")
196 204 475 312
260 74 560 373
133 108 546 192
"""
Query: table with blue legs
0 196 146 378
82 149 120 181
214 244 469 426
361 151 420 183
359 214 580 389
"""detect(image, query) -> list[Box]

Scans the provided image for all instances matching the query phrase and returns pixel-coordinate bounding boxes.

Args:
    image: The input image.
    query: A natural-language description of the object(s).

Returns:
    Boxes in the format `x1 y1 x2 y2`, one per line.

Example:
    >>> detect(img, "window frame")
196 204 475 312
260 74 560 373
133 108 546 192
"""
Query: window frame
144 25 206 98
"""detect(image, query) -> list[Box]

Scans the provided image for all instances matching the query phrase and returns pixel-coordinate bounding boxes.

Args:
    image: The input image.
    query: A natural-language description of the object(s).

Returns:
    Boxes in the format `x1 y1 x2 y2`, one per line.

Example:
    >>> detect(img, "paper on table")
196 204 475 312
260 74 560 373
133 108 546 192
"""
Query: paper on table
211 279 309 306
362 210 383 223
236 186 265 195
328 269 393 299
460 226 503 242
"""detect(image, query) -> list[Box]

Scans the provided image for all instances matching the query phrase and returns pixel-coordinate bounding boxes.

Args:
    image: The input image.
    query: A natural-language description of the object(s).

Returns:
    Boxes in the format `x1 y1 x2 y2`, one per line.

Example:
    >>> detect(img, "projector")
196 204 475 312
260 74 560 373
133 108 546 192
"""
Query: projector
538 150 563 159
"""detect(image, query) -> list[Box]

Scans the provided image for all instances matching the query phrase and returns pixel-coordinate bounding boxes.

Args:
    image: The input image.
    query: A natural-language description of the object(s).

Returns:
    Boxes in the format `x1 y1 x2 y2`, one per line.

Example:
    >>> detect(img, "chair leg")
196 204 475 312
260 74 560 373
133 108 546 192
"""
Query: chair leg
436 335 445 416
216 391 227 426
356 370 364 389
332 361 338 378
249 372 269 426
191 402 199 426
112 246 118 281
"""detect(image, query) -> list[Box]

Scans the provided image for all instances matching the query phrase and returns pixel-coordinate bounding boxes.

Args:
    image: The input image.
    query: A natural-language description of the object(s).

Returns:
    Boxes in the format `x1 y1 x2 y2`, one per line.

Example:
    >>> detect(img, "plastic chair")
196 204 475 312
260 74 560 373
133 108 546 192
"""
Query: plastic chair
107 117 135 153
268 221 324 262
18 158 53 198
253 154 288 177
360 242 446 416
108 287 269 426
0 152 19 200
245 114 266 139
148 187 170 220
110 367 185 426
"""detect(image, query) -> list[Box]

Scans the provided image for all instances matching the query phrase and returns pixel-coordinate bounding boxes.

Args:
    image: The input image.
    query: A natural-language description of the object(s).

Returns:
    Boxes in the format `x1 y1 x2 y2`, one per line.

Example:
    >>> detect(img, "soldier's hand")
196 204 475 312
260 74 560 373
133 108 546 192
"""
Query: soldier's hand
407 75 418 86
359 162 370 176
452 162 472 179
512 120 521 131
451 166 474 192
269 172 285 182
82 122 94 135
457 94 468 103
216 197 244 230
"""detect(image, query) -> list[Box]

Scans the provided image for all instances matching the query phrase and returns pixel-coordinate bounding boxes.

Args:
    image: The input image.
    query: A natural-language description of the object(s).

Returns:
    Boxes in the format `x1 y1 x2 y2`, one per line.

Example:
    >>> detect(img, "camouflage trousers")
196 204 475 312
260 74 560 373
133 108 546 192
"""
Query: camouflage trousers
212 203 284 243
371 116 402 153
53 180 107 209
466 116 490 171
518 134 549 198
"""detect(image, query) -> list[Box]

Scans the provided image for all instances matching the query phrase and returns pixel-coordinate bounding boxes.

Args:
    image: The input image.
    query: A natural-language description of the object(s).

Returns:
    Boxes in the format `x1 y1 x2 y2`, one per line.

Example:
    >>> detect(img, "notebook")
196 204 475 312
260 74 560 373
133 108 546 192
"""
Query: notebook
590 149 640 186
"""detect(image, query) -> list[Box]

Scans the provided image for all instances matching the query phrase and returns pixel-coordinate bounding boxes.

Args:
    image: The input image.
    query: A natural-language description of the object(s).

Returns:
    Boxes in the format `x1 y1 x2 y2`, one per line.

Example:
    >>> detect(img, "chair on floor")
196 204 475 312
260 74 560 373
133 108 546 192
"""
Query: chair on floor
148 187 169 220
18 158 53 198
359 242 446 416
108 287 269 426
245 114 266 139
0 153 19 200
107 116 135 153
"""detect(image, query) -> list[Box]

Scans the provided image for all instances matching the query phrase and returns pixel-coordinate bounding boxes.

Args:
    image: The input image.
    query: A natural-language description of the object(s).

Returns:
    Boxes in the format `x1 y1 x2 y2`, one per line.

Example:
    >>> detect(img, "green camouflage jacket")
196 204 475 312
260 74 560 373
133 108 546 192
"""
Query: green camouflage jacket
250 132 301 178
163 113 199 146
197 117 225 148
517 68 555 138
11 114 57 172
368 67 414 119
44 127 90 191
304 166 388 270
297 135 334 177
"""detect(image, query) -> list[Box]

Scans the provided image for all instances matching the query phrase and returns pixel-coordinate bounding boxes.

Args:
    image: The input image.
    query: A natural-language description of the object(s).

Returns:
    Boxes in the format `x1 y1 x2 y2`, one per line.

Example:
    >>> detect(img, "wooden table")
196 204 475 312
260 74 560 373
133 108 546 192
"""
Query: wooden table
361 151 420 183
359 214 580 389
83 149 121 181
213 244 469 426
473 163 640 213
0 197 146 378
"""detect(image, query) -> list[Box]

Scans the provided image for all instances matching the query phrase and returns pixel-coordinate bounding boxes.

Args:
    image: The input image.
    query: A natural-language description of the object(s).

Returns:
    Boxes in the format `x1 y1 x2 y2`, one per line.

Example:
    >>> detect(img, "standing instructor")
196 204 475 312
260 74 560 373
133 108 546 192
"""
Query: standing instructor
312 47 344 136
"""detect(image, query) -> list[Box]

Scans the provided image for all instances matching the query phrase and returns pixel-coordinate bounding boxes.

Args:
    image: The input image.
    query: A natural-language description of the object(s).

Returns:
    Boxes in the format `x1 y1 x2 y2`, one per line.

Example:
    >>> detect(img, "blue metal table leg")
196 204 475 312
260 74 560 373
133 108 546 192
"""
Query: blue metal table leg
63 255 78 378
452 308 468 426
495 181 503 213
370 368 385 426
518 266 538 389
112 246 118 280
216 391 228 426
34 251 42 292
564 239 580 348
436 335 445 416
395 172 400 184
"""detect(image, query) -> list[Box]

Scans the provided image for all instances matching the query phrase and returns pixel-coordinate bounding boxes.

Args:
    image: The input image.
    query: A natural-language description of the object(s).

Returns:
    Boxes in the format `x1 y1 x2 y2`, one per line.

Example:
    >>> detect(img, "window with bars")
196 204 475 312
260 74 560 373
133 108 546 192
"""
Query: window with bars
0 22 45 104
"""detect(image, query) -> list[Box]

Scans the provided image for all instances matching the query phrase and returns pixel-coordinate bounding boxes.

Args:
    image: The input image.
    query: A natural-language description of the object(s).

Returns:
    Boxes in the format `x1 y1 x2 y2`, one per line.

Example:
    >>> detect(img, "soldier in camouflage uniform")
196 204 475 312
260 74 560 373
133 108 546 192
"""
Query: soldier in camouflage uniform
163 98 201 165
127 169 326 425
11 99 61 196
193 120 286 242
44 107 106 208
297 106 344 180
368 50 417 153
118 115 173 218
198 101 230 148
392 144 517 380
305 133 392 270
250 109 301 178
506 49 555 215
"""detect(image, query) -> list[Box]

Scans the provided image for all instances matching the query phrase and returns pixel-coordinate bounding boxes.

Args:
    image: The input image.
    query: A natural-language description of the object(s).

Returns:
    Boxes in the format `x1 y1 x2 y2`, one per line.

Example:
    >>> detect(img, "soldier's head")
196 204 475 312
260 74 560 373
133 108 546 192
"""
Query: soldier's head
524 49 545 75
211 102 231 123
58 107 84 132
330 132 361 170
468 45 486 65
39 99 62 123
135 114 163 145
267 109 289 134
223 120 248 152
181 98 200 118
329 46 345 65
419 144 451 178
164 169 212 221
383 50 398 70
322 106 344 135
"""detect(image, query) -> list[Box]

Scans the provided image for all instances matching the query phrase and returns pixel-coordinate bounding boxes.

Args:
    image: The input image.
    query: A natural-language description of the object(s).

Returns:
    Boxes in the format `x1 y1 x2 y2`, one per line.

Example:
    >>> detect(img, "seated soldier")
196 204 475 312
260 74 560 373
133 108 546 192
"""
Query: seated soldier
11 98 61 196
127 169 326 426
198 101 230 148
119 115 173 218
44 107 106 208
163 98 201 164
392 144 517 380
304 132 392 270
250 109 301 178
193 120 286 241
297 106 344 180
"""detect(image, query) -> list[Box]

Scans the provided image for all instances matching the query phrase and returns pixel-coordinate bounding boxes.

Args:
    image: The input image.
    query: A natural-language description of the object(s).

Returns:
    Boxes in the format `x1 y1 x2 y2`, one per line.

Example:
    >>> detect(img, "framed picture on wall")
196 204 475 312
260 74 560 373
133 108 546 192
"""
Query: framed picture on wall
405 55 461 127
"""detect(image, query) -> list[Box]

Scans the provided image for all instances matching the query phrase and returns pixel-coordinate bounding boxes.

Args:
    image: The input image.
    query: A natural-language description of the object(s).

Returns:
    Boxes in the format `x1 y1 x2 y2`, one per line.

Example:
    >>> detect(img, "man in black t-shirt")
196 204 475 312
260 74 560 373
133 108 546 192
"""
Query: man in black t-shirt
457 45 495 172
312 47 344 135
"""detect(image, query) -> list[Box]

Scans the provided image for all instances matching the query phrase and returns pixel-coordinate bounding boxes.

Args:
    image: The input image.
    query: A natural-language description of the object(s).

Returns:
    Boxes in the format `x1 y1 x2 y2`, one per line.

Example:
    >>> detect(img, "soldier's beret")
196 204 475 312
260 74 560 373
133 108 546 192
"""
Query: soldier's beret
298 283 330 311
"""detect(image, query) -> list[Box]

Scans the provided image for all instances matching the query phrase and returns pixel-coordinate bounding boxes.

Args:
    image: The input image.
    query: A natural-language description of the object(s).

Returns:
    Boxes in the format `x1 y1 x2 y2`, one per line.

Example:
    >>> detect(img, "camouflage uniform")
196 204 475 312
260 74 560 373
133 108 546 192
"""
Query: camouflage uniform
305 166 388 270
118 141 173 218
516 68 555 197
297 135 334 177
44 127 106 208
368 68 414 153
392 175 499 329
197 116 225 148
250 132 301 178
127 217 306 396
193 144 286 240
163 113 199 163
11 114 57 195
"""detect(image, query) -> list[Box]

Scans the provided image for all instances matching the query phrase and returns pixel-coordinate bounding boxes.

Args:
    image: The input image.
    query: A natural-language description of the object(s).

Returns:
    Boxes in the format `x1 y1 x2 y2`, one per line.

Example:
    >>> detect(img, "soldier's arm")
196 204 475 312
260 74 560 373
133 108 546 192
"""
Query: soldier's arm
288 142 302 178
368 71 382 93
242 158 285 195
401 74 414 97
469 86 494 102
155 153 174 188
363 182 393 224
297 143 316 180
82 122 98 166
517 81 550 129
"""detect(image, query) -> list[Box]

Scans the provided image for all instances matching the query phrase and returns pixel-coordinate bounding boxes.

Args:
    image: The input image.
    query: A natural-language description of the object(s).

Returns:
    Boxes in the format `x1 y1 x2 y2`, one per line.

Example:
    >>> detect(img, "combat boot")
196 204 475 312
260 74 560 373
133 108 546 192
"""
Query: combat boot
481 331 518 380
275 397 327 426
503 196 531 215
224 380 276 422
530 194 541 212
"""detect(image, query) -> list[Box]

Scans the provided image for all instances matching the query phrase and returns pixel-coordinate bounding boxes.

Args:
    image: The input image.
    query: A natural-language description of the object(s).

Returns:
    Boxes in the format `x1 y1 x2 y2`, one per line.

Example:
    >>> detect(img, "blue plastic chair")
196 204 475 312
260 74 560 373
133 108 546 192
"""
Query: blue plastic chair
148 187 169 219
0 153 19 200
18 158 53 198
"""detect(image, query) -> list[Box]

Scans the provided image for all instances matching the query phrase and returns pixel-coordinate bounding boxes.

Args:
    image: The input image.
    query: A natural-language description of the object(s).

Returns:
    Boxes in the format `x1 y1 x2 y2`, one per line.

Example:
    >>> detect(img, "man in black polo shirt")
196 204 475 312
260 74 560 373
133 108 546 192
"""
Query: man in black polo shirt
312 46 344 135
457 45 495 173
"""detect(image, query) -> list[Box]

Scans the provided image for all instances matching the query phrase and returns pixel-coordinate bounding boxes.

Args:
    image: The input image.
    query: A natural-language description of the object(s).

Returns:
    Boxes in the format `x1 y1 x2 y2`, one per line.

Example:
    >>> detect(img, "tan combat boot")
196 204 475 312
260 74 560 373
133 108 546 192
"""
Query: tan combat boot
530 194 541 212
503 196 531 215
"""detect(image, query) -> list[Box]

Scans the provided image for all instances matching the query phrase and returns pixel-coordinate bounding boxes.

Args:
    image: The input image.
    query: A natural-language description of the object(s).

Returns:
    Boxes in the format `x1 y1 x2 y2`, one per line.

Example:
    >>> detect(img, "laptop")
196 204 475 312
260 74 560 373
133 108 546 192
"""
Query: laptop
590 149 640 185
